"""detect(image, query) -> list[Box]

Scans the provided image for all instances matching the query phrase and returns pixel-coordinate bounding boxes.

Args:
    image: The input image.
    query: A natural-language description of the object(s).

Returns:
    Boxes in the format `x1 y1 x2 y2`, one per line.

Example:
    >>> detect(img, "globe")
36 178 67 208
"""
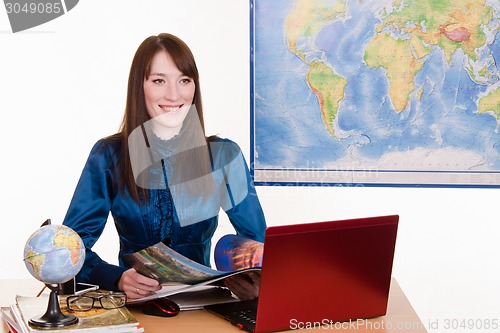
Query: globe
23 224 85 285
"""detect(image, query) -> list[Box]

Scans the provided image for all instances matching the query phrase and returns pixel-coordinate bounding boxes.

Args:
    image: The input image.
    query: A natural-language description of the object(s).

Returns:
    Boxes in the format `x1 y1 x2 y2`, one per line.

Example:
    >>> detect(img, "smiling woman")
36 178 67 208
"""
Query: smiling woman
143 50 195 140
61 33 267 302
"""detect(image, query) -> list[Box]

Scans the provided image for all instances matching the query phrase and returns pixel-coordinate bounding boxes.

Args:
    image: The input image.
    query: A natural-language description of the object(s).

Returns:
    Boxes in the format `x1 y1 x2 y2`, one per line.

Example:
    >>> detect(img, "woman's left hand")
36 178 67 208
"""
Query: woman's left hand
118 268 162 299
224 272 260 300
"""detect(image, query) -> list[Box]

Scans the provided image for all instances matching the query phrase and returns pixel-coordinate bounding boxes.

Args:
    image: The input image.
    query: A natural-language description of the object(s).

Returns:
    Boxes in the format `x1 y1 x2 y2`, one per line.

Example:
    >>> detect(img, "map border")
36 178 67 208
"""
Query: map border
249 0 500 188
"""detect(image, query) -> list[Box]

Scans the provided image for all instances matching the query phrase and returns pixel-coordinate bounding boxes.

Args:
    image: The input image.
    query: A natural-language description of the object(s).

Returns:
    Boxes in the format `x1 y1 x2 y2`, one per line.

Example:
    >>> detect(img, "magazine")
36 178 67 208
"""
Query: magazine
122 234 263 304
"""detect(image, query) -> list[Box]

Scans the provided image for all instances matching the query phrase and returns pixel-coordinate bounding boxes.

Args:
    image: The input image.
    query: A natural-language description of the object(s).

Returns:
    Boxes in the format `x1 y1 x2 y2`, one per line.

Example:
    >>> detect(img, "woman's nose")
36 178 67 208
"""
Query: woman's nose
163 83 180 100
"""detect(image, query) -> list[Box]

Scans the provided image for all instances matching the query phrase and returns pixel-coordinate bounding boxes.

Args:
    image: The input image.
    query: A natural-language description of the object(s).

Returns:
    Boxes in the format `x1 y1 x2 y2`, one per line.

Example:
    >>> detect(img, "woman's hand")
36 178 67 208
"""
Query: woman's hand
224 272 260 300
118 268 162 299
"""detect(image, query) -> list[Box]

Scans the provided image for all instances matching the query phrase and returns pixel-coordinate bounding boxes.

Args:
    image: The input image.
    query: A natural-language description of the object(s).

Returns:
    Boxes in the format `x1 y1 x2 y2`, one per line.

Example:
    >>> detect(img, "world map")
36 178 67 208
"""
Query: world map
251 0 500 186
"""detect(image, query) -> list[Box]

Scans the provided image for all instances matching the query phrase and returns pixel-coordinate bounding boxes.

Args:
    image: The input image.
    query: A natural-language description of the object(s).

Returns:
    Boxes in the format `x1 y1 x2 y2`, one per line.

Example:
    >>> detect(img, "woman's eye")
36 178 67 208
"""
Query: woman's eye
152 78 165 84
180 78 192 84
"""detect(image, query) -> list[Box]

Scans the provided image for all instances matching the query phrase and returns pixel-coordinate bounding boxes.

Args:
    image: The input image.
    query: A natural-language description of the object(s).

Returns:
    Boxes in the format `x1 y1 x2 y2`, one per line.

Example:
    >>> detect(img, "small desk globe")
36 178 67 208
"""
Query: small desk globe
23 224 85 328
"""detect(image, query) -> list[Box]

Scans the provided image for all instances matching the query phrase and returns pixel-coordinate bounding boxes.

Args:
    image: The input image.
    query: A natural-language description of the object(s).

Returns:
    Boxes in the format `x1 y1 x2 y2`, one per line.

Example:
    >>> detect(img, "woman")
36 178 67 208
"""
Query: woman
63 33 266 300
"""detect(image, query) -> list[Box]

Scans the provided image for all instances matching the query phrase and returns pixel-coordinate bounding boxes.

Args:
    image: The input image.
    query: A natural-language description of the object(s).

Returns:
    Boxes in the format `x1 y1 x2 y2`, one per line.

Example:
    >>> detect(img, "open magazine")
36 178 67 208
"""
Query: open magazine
122 234 263 304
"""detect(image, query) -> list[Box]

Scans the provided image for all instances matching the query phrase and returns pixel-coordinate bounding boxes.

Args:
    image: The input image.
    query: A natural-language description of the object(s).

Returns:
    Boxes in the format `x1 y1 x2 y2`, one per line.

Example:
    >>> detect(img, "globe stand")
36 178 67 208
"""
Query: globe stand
29 284 78 328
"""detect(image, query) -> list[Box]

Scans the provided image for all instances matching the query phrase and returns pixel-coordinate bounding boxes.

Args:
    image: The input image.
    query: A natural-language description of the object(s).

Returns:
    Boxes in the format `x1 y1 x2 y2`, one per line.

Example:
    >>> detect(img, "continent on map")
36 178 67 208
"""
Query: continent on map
478 88 500 122
364 34 425 112
285 0 347 138
24 251 45 277
307 60 347 136
53 232 85 266
285 0 346 60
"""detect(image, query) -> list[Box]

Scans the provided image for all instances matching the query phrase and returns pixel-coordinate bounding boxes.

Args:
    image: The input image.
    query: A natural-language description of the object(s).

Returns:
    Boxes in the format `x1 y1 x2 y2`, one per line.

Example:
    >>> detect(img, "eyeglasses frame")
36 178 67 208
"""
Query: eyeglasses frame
66 290 127 311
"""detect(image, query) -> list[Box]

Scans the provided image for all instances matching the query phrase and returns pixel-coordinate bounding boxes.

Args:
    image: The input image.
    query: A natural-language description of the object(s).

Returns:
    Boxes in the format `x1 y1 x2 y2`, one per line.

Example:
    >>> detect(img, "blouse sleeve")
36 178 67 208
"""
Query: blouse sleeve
211 139 267 242
62 140 127 291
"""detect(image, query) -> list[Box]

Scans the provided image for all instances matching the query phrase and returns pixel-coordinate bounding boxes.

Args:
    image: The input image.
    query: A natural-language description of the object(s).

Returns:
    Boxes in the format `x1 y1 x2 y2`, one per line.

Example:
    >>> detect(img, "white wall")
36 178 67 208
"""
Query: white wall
1 2 499 332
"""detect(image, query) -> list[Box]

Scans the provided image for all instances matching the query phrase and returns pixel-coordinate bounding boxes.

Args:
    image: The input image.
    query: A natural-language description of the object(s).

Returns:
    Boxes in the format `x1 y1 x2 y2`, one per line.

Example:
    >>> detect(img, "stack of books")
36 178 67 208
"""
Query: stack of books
1 294 143 333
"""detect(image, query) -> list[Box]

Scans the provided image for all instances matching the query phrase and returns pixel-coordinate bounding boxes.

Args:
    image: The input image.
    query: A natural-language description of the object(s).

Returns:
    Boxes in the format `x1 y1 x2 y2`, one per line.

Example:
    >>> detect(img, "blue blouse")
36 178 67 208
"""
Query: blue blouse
62 136 266 291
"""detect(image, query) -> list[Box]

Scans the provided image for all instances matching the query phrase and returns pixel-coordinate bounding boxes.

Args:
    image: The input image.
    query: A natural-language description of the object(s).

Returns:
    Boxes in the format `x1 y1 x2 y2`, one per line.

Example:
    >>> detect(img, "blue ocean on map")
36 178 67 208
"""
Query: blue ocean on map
252 0 500 179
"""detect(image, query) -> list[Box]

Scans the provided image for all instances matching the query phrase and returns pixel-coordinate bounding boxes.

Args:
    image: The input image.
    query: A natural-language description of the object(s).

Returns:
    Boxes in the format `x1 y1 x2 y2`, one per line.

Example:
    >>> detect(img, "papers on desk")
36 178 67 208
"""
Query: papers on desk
1 295 143 333
168 286 240 310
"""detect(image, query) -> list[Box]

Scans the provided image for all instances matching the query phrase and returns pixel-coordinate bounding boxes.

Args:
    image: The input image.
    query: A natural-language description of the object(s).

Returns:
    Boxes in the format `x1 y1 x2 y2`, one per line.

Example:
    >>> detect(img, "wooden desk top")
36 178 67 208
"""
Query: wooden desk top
1 278 427 333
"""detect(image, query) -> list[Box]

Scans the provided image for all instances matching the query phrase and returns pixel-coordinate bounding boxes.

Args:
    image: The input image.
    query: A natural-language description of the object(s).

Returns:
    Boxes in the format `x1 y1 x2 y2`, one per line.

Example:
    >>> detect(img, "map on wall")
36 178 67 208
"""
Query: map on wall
250 0 500 187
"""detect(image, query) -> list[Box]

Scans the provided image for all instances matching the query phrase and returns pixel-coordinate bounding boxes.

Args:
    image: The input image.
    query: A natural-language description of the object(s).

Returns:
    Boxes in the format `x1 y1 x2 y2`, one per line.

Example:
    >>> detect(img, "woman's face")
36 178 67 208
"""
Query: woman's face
143 50 195 139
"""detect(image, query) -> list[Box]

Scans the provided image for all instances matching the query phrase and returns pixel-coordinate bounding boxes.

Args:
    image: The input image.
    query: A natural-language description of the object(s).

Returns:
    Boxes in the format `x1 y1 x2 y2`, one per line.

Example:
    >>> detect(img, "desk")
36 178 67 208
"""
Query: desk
1 279 427 333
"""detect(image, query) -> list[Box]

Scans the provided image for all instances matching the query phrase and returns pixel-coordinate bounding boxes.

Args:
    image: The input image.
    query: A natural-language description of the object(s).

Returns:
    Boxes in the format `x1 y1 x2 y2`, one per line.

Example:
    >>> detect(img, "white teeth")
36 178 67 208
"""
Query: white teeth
162 106 178 112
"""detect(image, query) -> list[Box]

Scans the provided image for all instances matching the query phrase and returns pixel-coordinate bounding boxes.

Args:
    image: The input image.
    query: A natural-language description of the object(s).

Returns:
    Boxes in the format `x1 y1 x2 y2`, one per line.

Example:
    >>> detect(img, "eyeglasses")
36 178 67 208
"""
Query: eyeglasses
66 291 127 311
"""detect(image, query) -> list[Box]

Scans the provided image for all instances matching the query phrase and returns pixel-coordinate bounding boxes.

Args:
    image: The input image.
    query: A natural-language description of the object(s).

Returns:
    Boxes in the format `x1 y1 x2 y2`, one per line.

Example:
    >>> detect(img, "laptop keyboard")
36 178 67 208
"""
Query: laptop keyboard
205 299 259 332
235 308 257 323
229 308 257 332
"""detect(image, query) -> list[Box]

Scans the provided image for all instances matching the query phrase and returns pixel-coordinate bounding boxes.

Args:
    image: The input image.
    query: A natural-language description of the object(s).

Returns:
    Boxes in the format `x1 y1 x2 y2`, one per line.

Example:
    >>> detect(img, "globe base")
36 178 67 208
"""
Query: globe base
29 313 78 328
29 284 78 328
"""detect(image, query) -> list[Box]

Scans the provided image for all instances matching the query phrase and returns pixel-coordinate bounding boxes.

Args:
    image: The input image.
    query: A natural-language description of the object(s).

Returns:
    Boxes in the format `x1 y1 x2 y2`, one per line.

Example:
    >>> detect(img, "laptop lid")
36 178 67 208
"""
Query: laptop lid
254 214 399 333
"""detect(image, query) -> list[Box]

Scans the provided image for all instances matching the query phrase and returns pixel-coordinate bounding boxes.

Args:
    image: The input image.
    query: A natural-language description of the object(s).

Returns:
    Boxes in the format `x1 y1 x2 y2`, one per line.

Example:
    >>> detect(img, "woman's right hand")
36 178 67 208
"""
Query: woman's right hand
224 272 260 300
118 268 162 299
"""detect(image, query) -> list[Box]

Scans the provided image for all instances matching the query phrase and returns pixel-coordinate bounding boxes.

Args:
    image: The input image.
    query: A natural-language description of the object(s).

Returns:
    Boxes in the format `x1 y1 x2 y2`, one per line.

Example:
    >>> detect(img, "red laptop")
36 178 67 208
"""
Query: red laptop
205 215 399 333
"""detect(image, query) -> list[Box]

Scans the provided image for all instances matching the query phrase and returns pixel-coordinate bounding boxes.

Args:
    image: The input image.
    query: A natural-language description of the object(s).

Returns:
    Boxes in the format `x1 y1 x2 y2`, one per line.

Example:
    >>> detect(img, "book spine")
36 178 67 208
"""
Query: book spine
1 307 22 333
8 305 29 333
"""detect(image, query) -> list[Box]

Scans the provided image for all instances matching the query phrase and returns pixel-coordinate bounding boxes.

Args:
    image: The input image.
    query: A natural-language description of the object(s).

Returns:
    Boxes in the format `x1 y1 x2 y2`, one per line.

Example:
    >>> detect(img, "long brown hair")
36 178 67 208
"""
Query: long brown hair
110 33 207 201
